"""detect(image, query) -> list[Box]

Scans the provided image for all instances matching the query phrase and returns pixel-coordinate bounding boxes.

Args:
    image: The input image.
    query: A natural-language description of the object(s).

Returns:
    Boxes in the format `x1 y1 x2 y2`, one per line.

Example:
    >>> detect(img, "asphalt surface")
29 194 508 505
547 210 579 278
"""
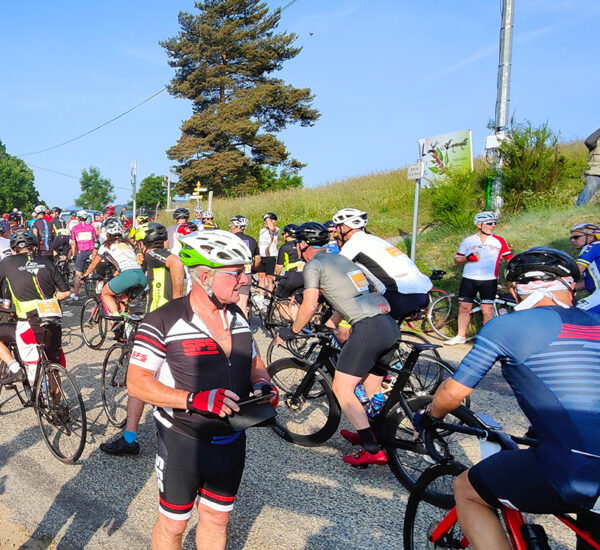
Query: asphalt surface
0 301 577 549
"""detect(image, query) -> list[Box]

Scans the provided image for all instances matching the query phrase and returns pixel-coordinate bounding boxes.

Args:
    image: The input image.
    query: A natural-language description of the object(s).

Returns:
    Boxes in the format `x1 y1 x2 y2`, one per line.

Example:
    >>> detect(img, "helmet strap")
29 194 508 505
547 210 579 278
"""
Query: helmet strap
190 267 228 317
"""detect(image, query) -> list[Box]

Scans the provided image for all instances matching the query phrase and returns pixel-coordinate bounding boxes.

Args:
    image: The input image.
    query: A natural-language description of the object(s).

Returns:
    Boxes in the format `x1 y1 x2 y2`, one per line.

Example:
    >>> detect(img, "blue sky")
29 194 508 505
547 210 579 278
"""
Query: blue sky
1 0 599 207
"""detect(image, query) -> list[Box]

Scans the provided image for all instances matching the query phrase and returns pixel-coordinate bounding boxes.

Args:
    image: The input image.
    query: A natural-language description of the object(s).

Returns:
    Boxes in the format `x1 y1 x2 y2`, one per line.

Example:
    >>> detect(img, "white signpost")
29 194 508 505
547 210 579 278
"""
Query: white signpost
407 161 424 261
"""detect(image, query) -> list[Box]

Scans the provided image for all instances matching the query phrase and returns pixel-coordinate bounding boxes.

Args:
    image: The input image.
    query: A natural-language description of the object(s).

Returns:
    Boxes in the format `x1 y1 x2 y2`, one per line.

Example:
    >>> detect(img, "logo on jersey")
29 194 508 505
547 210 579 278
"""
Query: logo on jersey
385 246 403 258
182 338 220 356
131 350 148 363
347 270 369 292
18 260 47 274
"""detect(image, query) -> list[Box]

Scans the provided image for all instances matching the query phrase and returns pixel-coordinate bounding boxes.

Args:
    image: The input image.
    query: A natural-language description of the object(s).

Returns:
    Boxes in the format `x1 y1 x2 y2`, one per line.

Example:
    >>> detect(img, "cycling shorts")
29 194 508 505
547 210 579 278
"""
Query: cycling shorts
384 290 429 322
75 250 92 273
155 421 246 520
107 268 147 295
257 257 276 276
458 277 497 304
336 314 400 378
274 271 304 300
469 448 577 514
577 291 600 314
0 319 62 364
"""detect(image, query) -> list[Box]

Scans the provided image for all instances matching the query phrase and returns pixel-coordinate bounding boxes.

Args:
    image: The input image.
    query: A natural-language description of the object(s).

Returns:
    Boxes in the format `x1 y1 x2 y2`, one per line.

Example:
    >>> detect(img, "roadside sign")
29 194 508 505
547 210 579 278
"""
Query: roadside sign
407 161 424 181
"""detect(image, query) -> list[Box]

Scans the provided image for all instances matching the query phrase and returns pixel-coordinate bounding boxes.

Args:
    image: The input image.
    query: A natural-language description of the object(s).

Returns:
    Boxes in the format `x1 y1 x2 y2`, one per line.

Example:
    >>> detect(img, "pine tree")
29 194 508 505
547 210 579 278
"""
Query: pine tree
161 0 319 196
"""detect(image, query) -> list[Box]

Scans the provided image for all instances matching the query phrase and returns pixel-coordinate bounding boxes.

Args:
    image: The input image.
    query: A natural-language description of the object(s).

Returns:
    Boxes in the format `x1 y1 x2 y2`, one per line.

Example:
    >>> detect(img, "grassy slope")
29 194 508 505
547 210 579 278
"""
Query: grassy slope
159 141 595 292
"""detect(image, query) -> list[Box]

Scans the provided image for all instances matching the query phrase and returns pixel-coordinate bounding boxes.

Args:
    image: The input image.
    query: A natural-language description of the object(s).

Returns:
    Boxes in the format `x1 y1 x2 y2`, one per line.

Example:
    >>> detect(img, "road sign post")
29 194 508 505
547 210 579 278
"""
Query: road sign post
407 160 425 261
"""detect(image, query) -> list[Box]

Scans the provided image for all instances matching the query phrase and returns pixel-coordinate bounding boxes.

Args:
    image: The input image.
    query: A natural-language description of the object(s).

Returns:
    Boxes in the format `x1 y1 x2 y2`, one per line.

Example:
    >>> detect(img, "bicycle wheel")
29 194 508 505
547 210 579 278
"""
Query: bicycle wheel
427 294 482 341
80 298 107 349
265 335 320 366
268 358 341 446
102 344 129 428
383 399 480 499
264 299 295 335
36 363 87 463
406 289 449 332
403 462 469 549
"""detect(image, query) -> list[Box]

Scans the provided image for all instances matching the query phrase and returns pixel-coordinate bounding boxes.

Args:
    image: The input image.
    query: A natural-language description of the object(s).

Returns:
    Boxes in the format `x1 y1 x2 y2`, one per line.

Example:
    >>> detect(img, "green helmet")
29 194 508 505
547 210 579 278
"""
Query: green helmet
179 229 252 268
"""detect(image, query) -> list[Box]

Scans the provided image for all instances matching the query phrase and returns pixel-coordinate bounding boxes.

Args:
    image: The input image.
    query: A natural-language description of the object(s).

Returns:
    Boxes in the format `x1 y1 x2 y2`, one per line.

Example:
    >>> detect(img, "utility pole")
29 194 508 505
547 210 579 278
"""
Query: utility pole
162 175 172 210
488 0 515 212
131 160 137 227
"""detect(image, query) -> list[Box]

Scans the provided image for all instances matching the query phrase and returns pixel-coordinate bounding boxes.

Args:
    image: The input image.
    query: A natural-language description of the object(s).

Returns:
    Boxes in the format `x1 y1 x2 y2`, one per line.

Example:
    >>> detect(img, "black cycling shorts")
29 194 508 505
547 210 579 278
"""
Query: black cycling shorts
384 290 429 322
458 277 497 304
336 314 400 378
0 319 62 364
155 421 246 521
274 271 304 300
257 257 276 276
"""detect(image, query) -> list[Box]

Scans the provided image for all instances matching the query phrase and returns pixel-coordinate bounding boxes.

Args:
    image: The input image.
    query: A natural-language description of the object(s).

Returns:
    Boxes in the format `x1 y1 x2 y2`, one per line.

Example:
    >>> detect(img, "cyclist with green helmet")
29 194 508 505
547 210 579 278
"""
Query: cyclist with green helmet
570 222 600 314
127 229 276 550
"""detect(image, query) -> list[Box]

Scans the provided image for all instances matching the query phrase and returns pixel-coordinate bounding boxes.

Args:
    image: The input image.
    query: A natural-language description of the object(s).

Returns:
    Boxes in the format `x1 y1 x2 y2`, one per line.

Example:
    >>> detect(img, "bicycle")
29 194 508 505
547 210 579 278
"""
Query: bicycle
0 318 87 463
404 269 449 333
101 313 143 427
403 417 600 549
427 290 517 341
268 332 474 493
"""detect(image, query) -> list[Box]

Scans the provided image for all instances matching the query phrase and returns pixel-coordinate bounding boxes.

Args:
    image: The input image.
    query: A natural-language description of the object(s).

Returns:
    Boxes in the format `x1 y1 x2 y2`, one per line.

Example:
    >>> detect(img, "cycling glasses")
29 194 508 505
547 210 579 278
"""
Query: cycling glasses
570 234 586 241
216 270 246 281
484 221 497 226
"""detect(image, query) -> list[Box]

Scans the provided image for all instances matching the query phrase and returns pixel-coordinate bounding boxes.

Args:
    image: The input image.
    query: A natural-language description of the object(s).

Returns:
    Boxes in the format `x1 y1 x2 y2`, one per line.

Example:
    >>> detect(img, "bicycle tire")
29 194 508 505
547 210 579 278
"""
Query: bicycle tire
101 343 130 428
406 289 449 332
427 293 482 341
268 357 341 446
399 330 441 360
80 298 107 349
383 398 479 500
36 363 87 463
403 462 469 550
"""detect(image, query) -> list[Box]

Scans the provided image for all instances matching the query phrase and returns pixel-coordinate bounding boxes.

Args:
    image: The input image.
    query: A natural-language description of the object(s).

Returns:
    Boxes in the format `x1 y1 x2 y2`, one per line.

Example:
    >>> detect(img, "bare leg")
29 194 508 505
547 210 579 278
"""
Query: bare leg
362 373 384 399
125 396 144 432
0 342 14 364
152 513 187 550
101 285 119 315
257 273 266 299
481 304 495 326
73 271 82 295
196 504 229 550
332 371 370 430
457 301 473 338
454 471 511 550
266 274 275 293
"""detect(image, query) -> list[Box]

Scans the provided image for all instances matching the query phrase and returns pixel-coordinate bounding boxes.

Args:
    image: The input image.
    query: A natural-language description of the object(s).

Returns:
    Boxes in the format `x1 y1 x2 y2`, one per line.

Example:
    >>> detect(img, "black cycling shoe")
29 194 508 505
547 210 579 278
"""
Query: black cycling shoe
100 436 140 456
0 368 25 386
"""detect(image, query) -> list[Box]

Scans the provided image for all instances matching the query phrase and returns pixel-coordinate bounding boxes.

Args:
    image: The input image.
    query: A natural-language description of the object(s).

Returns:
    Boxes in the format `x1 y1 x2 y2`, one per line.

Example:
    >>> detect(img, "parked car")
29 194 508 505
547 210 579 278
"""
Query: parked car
59 209 101 225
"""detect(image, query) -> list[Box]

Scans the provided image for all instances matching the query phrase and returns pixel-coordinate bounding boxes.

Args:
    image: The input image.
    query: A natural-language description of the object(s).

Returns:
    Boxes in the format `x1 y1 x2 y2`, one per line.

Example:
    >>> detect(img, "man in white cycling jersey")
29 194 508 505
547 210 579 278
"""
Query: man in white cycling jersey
446 211 513 345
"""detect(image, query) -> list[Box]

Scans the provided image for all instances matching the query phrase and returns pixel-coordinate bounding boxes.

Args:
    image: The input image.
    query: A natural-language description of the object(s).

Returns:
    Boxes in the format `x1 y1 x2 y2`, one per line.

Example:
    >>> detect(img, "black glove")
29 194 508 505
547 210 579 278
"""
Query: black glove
412 406 439 436
278 327 298 342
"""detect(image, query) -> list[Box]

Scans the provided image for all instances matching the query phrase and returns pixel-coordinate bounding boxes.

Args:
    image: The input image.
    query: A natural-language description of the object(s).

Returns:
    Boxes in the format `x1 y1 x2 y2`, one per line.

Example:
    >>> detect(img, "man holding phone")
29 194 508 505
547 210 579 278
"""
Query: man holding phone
127 230 276 550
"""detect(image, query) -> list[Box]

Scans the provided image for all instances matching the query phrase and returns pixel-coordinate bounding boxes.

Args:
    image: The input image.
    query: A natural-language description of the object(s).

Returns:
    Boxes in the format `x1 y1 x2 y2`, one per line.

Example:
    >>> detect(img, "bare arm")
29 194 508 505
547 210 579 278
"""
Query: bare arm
56 290 70 301
166 254 185 299
575 264 587 291
291 288 320 333
430 378 473 418
82 253 102 278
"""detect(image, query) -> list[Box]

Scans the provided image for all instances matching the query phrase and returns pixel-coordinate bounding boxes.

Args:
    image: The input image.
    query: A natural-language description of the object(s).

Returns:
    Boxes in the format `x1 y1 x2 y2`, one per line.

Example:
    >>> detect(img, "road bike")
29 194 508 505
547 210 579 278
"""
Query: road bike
427 291 517 341
404 269 449 333
403 417 600 549
101 313 143 427
0 327 87 463
268 332 475 493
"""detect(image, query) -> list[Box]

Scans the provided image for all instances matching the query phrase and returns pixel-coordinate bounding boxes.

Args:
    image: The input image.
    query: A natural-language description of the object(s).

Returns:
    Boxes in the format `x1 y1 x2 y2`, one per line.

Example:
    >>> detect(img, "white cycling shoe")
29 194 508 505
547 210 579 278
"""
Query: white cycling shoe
445 335 467 345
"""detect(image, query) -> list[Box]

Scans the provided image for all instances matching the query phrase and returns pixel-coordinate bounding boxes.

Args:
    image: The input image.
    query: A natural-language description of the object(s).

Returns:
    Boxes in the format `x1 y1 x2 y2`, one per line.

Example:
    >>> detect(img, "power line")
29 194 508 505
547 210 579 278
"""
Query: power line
28 163 131 191
18 87 167 157
281 0 300 12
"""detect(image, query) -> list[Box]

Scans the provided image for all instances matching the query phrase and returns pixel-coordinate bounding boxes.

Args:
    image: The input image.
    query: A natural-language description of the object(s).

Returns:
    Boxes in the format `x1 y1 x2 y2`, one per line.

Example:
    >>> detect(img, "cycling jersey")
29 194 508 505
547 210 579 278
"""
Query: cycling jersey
577 241 600 295
50 217 66 239
340 231 432 294
129 296 255 440
0 237 11 260
144 248 174 312
233 232 258 275
303 250 391 324
71 222 96 252
276 241 302 273
32 218 51 254
456 233 513 280
66 218 78 233
258 227 279 257
452 306 600 509
97 241 140 272
324 241 340 254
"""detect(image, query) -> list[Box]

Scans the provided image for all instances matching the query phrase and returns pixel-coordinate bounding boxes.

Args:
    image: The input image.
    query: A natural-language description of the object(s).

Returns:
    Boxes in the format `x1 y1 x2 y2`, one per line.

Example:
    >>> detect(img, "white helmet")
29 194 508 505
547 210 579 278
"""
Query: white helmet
77 210 88 220
104 217 123 236
179 229 252 268
203 210 214 219
229 215 249 229
34 205 47 215
332 208 368 229
194 206 204 215
474 211 498 225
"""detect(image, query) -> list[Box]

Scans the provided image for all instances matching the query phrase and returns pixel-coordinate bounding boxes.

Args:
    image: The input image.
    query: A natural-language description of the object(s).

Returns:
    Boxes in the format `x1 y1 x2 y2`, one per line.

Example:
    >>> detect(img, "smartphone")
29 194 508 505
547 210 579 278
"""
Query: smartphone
236 392 276 407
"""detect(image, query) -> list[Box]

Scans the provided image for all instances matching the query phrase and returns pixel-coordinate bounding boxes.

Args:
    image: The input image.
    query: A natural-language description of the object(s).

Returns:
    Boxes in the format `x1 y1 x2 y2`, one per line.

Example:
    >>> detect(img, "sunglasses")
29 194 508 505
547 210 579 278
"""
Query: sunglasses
216 270 246 281
570 235 585 240
484 221 497 226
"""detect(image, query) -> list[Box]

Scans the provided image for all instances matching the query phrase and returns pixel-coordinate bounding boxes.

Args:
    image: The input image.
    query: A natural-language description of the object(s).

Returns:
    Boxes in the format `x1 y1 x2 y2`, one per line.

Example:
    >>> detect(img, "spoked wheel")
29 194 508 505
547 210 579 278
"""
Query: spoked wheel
80 298 107 349
265 334 320 366
102 344 129 428
405 289 449 332
383 400 479 499
268 358 341 446
427 294 482 341
36 363 87 463
403 462 469 549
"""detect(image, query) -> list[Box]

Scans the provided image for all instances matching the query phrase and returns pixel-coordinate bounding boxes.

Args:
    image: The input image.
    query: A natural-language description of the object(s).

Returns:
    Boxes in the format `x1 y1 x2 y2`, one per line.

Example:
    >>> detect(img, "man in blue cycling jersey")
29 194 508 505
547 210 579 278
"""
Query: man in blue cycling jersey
570 223 600 314
415 247 600 550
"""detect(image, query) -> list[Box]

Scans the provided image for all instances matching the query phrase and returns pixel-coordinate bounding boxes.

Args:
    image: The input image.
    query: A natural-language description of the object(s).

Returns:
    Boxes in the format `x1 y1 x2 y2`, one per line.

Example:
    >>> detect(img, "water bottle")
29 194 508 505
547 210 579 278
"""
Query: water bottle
368 392 386 418
354 384 373 416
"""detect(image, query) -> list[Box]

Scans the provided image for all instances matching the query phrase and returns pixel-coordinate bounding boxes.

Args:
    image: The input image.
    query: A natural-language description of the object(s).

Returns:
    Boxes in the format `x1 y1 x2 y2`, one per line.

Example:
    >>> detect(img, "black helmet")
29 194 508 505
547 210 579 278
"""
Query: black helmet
8 212 20 223
506 247 580 284
323 220 335 229
51 206 61 213
296 222 329 247
173 207 190 220
10 230 38 251
187 221 198 232
139 222 168 247
283 223 299 238
262 212 278 221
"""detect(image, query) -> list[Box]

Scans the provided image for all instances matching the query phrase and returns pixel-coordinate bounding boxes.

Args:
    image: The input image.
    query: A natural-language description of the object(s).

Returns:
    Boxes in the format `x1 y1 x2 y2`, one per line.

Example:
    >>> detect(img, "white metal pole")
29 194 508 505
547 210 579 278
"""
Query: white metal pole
131 160 137 227
410 179 421 261
208 190 213 212
167 175 172 210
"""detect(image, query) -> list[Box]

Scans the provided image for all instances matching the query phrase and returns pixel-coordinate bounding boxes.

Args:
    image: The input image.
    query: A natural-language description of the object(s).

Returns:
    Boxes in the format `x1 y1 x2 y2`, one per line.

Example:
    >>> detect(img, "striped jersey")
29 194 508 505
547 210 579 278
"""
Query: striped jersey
577 240 600 294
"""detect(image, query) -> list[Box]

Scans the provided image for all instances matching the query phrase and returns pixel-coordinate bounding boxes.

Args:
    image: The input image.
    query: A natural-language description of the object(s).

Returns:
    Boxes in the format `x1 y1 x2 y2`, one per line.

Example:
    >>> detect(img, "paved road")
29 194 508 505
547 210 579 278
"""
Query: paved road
0 303 576 549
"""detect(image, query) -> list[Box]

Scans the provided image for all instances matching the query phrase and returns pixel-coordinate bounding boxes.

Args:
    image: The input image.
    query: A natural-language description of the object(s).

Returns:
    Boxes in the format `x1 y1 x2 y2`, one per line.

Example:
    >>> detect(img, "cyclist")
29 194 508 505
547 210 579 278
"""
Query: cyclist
278 222 399 466
127 230 276 550
69 210 97 301
323 220 340 254
167 207 190 250
275 224 302 276
414 247 600 550
0 226 11 260
6 212 24 238
193 206 205 230
49 207 65 239
257 212 279 307
445 210 513 345
202 210 218 230
129 214 150 241
82 218 146 316
0 230 70 386
229 215 260 314
92 211 103 234
103 204 116 221
31 205 52 256
273 224 305 320
66 211 79 233
569 223 600 314
100 222 186 456
333 208 432 322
